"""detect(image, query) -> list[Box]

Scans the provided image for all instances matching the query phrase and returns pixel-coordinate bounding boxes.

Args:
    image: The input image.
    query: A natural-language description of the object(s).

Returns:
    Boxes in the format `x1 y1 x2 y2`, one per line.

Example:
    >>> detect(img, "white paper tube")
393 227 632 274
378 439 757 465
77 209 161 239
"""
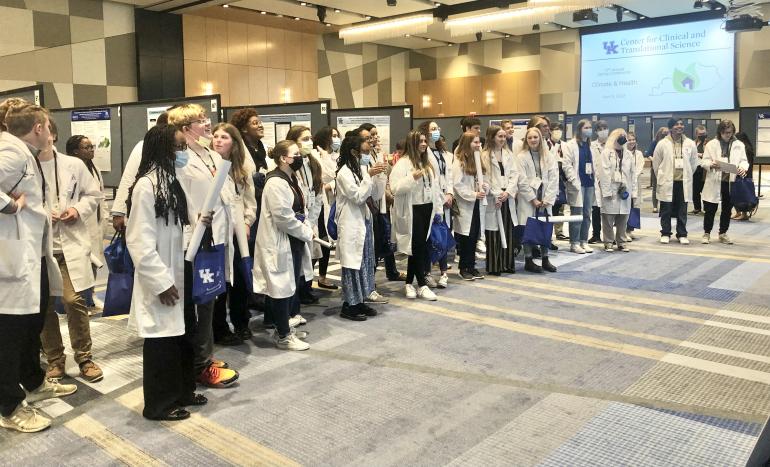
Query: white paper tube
496 208 507 249
233 202 250 260
541 215 583 223
184 159 232 263
473 151 487 206
314 237 333 249
379 151 387 214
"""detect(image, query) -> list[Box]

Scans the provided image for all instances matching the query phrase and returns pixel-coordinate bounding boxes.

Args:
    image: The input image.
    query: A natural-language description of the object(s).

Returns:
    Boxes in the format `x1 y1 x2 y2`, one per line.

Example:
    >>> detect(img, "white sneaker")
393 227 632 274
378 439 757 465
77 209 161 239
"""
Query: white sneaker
702 233 710 244
424 274 437 288
570 244 586 254
629 232 637 240
604 244 614 252
291 328 309 340
679 237 690 245
366 290 388 304
660 236 670 244
25 379 77 403
288 316 302 328
92 296 104 310
275 333 310 351
417 285 437 301
719 233 733 245
580 242 593 253
405 284 417 299
476 240 486 254
437 273 449 288
0 402 51 433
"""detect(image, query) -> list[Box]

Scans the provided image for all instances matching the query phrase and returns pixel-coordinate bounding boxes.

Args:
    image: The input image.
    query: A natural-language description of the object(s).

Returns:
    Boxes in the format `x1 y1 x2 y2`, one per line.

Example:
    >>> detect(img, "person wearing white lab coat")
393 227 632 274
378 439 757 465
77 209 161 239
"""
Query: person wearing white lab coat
482 125 518 275
549 122 568 242
313 126 340 291
38 128 104 383
335 134 386 321
252 140 313 351
624 132 645 242
653 118 700 244
561 119 598 254
390 130 443 301
419 121 455 288
588 121 609 244
700 120 749 245
452 132 487 282
126 124 206 422
168 104 239 389
0 102 74 434
516 127 559 274
596 129 637 252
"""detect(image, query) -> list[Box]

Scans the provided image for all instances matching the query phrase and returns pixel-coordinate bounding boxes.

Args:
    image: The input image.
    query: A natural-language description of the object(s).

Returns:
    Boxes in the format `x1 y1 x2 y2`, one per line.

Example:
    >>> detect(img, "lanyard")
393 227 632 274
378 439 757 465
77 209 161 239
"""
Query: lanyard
431 148 446 176
33 154 60 206
193 148 216 177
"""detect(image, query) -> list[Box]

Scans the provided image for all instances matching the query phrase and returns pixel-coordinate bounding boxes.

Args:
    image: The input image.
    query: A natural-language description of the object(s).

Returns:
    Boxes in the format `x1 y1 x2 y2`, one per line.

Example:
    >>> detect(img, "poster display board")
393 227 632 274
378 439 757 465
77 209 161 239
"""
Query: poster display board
70 109 112 171
336 115 391 155
0 84 44 107
330 106 412 153
259 113 312 150
758 113 770 161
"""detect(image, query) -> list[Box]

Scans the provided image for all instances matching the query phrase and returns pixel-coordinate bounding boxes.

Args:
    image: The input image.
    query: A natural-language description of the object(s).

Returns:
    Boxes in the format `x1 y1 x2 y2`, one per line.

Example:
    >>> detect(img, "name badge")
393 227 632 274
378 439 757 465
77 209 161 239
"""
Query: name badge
612 170 622 183
530 177 542 190
584 163 593 175
674 158 683 170
423 186 433 200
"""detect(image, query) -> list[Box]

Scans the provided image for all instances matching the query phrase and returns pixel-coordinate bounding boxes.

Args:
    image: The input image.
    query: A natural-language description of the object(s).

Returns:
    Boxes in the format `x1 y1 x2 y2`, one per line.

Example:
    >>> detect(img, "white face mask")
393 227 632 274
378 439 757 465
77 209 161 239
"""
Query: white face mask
597 129 609 140
300 139 313 155
551 130 563 141
581 128 593 138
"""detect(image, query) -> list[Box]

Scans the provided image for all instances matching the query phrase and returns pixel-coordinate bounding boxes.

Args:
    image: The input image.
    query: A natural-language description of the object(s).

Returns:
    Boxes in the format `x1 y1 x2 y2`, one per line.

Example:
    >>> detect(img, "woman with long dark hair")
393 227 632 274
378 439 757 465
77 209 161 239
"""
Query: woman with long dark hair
126 124 206 421
312 126 338 290
452 132 487 280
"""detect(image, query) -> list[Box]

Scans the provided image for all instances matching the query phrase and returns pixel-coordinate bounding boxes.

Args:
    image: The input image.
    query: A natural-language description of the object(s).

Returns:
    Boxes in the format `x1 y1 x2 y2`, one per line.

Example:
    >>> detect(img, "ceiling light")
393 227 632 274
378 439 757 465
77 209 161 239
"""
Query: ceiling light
334 8 341 13
222 4 229 7
426 37 431 41
365 15 372 20
505 34 511 38
446 3 605 36
434 2 441 6
447 43 453 46
276 14 283 17
561 26 567 29
260 10 267 14
339 14 435 43
300 1 307 5
326 23 331 26
639 15 646 19
295 17 301 20
405 34 411 37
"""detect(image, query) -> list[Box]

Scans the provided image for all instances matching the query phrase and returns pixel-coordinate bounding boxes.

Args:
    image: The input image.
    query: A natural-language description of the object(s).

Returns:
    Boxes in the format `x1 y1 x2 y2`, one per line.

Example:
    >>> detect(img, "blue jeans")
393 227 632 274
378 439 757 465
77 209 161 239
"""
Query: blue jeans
569 186 594 243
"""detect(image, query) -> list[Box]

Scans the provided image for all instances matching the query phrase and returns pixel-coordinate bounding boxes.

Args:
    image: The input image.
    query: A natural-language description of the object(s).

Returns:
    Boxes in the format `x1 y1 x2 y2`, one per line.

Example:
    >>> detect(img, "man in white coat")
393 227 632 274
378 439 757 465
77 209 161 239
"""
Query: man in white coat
38 125 104 382
653 118 700 244
0 102 76 433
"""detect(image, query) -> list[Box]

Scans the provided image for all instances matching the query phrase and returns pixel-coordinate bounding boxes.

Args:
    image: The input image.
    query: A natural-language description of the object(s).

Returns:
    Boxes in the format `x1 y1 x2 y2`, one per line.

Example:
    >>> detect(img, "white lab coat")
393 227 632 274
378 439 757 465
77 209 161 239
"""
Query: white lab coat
252 171 314 299
82 159 106 270
50 154 101 292
630 148 645 201
297 152 325 260
515 149 559 225
390 157 442 256
451 158 484 236
126 171 185 338
700 139 749 204
596 146 637 215
111 140 143 216
560 139 599 208
335 165 373 269
483 147 519 230
652 136 700 203
427 146 454 223
317 147 338 229
591 140 606 207
0 132 63 315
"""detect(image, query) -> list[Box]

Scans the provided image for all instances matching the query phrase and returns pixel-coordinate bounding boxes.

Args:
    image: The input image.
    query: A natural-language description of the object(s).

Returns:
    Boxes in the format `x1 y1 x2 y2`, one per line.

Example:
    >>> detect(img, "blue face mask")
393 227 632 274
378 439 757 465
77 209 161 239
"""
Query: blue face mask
174 150 189 168
430 130 440 143
359 153 372 166
331 137 341 152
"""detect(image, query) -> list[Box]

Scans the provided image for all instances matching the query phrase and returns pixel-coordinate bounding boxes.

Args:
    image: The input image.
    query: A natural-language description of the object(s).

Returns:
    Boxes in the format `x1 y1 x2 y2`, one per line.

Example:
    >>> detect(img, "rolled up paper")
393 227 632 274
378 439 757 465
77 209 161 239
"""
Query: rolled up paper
313 237 333 249
232 201 250 260
184 159 232 263
379 151 387 214
542 215 584 223
473 150 487 206
496 208 507 249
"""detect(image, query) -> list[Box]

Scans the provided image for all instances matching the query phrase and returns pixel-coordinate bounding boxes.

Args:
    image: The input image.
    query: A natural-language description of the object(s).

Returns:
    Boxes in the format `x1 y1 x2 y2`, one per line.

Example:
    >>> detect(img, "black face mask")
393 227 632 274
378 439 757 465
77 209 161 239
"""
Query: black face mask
617 136 627 146
287 156 303 171
697 135 707 142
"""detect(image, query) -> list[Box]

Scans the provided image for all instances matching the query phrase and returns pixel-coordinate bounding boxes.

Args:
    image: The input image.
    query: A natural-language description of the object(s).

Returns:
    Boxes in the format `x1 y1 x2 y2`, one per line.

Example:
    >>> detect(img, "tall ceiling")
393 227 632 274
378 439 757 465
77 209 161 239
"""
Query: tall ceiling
126 0 749 48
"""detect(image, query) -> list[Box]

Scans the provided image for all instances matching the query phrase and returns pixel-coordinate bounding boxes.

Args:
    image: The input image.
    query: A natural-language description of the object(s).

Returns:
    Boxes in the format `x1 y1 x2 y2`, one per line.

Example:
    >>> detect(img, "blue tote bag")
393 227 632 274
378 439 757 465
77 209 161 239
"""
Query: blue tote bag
191 227 227 305
521 212 553 246
103 231 133 274
102 231 134 317
428 216 456 263
326 201 338 240
730 177 758 213
627 207 641 229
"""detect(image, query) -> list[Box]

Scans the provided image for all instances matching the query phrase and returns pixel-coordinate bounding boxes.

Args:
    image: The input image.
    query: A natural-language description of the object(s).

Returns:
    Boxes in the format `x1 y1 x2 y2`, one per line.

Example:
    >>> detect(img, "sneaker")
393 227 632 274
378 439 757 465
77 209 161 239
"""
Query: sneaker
459 270 475 281
678 237 690 245
210 359 229 369
79 360 104 383
275 333 310 351
624 235 633 243
292 329 310 339
629 232 637 240
690 210 701 215
45 362 65 380
476 240 486 254
587 237 601 244
437 273 449 288
660 235 670 244
604 244 614 252
424 274 437 288
340 302 367 321
215 333 243 346
295 314 307 326
196 365 239 388
580 242 593 253
702 233 710 244
288 316 302 328
92 296 105 310
236 327 253 341
417 286 437 301
25 379 77 403
619 244 630 252
405 284 417 299
719 233 733 245
0 402 51 433
471 269 485 279
556 234 569 241
570 244 586 254
359 303 378 317
366 290 388 304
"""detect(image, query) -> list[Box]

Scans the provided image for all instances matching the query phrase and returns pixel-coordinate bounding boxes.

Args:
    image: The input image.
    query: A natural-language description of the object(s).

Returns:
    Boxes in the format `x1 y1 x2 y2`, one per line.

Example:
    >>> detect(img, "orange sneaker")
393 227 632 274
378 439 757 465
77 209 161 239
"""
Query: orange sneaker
196 365 238 388
210 359 229 369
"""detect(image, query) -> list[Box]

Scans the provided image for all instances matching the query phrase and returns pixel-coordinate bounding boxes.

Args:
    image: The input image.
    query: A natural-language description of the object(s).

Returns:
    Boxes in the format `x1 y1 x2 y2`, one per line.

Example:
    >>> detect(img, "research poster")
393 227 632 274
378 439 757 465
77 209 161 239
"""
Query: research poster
71 109 111 172
490 118 528 141
336 115 390 154
147 106 168 130
580 18 734 114
758 113 770 160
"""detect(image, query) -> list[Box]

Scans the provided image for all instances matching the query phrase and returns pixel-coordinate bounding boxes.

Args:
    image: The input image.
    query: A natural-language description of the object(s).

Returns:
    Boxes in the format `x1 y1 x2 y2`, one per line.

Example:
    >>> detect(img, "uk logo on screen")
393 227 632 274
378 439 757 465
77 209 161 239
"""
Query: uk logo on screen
603 41 619 54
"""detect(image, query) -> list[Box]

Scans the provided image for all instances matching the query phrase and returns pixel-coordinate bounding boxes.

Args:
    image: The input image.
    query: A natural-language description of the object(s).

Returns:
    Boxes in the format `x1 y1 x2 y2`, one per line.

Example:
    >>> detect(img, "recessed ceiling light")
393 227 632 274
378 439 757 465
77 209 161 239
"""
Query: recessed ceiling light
295 17 300 20
405 34 410 37
561 26 566 30
325 23 331 26
260 10 267 14
300 1 306 5
334 8 341 13
639 15 646 19
434 2 441 6
365 15 372 20
504 34 511 38
222 3 229 7
426 37 431 41
447 43 453 46
276 14 283 17
544 21 549 24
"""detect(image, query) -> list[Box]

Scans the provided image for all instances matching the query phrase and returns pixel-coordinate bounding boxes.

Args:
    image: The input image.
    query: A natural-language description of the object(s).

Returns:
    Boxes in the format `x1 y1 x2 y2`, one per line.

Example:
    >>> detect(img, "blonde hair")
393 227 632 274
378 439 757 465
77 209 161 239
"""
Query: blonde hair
4 103 49 137
212 122 250 188
523 127 551 163
454 131 486 177
167 103 206 127
0 97 29 132
606 128 627 151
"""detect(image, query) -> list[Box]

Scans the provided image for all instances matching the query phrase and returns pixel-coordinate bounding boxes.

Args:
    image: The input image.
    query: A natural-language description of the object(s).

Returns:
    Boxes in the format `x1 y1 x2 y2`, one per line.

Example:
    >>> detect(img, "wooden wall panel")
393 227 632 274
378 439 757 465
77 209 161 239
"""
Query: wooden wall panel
265 27 285 70
463 76 483 116
405 81 420 116
248 66 268 107
206 61 229 105
205 18 228 63
443 78 465 117
516 70 539 113
183 15 206 62
301 33 317 73
228 64 249 106
184 59 207 97
285 69 303 102
267 68 285 104
481 74 500 116
226 21 248 66
247 25 267 67
283 30 302 71
302 71 318 101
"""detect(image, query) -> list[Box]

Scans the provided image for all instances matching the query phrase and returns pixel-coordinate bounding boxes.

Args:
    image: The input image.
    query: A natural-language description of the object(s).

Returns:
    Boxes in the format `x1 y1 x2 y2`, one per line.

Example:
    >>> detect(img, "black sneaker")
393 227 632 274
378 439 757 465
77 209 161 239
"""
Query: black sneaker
555 234 569 241
340 303 367 321
459 269 475 281
359 303 378 317
525 258 543 273
235 328 253 341
541 257 557 273
215 333 243 346
587 237 601 244
549 243 558 251
532 247 542 259
471 269 485 279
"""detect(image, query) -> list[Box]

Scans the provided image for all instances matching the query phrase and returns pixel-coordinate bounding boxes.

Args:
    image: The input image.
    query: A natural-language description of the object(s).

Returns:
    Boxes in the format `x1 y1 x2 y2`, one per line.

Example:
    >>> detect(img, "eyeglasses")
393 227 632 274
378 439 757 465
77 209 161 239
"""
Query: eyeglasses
80 144 95 150
173 143 188 151
189 118 211 126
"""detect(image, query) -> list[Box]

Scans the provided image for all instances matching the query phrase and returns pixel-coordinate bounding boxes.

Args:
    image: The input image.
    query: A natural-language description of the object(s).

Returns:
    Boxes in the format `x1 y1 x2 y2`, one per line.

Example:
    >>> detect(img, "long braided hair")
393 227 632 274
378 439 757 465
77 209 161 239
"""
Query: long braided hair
66 135 102 184
127 125 190 226
336 134 364 183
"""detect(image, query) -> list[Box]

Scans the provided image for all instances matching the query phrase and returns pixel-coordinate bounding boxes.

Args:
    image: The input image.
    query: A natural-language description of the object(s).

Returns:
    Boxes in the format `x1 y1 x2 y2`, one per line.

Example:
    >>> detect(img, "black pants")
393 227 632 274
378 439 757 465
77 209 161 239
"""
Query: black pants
455 201 481 272
692 167 705 211
142 326 195 419
406 203 433 287
0 259 48 417
591 206 601 239
265 239 303 337
375 213 400 279
182 261 203 387
317 207 330 277
213 237 253 339
704 181 733 235
660 180 688 238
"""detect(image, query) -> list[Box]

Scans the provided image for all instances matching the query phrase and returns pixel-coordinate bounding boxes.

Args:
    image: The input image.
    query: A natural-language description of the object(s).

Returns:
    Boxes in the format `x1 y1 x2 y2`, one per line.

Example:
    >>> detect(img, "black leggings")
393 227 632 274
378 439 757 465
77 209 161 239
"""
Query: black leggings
213 236 252 338
406 203 433 287
316 207 330 276
454 201 481 271
704 180 733 235
266 239 304 337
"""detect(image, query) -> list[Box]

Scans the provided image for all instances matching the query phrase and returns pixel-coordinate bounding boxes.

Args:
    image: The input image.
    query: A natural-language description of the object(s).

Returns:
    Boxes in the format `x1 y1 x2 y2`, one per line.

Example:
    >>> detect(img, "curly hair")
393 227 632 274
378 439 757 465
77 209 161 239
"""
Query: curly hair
229 108 259 134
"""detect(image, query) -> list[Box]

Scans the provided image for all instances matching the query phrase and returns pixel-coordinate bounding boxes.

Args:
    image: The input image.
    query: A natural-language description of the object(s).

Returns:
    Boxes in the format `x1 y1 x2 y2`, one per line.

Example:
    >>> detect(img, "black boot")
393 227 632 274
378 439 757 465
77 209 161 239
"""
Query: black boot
541 257 557 273
341 302 367 321
524 258 543 273
503 261 515 274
